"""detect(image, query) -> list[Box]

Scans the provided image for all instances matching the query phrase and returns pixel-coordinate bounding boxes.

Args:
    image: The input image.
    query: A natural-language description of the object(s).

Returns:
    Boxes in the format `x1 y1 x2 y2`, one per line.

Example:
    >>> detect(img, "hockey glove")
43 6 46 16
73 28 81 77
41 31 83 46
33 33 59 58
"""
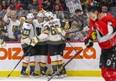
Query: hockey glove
91 31 97 40
33 36 40 44
55 27 62 33
85 38 93 48
30 39 36 46
21 38 31 45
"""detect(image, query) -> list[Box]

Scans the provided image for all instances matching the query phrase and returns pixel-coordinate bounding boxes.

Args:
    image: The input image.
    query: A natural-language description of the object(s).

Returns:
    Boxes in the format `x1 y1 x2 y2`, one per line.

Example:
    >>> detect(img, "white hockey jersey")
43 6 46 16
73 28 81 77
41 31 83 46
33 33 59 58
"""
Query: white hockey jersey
3 15 20 39
33 19 46 35
43 18 66 44
33 19 48 44
21 21 35 45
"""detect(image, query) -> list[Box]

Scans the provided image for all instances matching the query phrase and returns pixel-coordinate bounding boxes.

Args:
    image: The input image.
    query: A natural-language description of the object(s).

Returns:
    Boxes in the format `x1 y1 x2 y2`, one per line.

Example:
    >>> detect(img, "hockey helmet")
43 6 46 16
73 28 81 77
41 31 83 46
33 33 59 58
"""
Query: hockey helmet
37 13 44 18
45 12 53 18
26 13 34 19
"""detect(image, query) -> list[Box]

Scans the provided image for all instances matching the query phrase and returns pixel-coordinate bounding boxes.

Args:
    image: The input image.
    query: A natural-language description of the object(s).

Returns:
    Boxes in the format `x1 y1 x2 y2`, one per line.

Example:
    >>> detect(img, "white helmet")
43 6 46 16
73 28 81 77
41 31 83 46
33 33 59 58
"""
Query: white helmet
37 13 44 17
26 13 34 19
45 12 53 18
53 14 57 19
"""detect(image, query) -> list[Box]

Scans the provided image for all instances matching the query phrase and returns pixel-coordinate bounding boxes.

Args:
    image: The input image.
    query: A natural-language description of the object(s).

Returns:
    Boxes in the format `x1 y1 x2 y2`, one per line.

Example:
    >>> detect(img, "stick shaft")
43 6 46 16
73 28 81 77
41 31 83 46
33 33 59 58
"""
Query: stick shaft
60 33 83 58
7 46 32 78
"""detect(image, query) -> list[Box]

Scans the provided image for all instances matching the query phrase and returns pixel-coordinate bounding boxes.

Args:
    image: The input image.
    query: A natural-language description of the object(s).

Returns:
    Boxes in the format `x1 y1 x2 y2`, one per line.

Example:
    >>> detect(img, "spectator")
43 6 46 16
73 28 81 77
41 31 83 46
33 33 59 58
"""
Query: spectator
80 0 87 10
0 5 2 12
0 4 7 18
18 9 27 19
3 7 21 41
53 4 64 19
83 9 89 18
9 0 17 10
73 9 88 31
20 0 32 9
60 0 68 11
66 9 89 41
15 0 27 10
15 0 21 10
43 0 52 11
4 0 11 5
72 9 83 31
102 5 108 13
53 0 64 11
28 0 39 11
66 20 89 41
1 0 8 10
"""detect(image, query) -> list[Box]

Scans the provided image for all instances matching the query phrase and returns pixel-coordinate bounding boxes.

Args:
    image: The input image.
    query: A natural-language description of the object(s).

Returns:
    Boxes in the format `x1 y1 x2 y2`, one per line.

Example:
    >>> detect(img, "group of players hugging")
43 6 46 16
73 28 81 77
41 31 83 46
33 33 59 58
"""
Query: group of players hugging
20 11 68 78
3 5 116 81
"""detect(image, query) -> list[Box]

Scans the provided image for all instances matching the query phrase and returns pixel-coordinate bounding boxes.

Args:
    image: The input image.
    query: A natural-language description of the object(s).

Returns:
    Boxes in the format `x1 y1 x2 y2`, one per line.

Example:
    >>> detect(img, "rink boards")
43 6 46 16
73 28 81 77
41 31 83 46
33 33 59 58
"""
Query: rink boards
0 42 102 77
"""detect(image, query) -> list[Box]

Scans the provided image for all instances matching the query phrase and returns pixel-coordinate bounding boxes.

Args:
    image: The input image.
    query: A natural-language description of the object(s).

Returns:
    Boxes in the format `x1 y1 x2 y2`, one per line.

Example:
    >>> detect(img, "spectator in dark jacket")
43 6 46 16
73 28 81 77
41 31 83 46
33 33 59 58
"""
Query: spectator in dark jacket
0 5 2 12
28 0 39 11
20 0 31 9
43 0 52 11
73 9 88 31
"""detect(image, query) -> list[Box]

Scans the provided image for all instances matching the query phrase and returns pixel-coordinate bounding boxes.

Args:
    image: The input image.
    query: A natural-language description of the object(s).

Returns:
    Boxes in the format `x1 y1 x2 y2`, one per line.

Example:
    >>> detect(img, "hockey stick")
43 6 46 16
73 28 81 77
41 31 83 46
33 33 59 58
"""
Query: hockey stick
47 48 83 81
7 46 32 78
60 33 83 58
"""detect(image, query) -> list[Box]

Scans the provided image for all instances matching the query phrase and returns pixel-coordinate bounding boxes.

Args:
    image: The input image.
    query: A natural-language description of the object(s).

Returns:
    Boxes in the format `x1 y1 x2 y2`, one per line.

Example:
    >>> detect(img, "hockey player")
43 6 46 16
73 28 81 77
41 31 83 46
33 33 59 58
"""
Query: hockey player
33 12 66 78
85 8 116 81
3 7 21 41
20 13 38 77
33 12 48 77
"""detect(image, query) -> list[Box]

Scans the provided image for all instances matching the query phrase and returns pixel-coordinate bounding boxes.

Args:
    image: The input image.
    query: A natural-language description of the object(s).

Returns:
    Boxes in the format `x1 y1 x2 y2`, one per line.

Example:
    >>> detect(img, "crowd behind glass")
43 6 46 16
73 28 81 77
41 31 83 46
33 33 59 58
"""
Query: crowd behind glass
0 0 116 42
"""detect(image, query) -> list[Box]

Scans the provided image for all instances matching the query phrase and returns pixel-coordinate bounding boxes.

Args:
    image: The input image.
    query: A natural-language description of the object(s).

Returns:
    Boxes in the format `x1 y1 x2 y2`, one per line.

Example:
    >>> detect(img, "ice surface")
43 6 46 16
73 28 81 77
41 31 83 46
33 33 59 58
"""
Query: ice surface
1 77 105 81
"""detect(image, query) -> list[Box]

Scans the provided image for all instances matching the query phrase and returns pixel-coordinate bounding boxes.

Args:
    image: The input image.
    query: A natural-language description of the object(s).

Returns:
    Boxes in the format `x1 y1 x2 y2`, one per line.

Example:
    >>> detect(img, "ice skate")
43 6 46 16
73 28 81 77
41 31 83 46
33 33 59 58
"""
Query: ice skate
20 71 29 77
48 71 61 79
30 72 39 78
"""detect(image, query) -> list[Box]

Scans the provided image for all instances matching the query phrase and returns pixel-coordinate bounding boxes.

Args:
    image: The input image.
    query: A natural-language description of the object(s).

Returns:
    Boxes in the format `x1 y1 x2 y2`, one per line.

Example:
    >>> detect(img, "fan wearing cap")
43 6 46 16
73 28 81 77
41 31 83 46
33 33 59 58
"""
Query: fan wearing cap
33 12 48 77
20 13 38 77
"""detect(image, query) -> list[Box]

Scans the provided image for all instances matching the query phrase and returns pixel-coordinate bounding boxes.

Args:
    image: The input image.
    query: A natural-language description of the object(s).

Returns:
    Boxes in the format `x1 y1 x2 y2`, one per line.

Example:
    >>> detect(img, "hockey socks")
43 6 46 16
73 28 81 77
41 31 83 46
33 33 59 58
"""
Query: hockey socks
21 62 28 76
30 62 38 76
39 62 47 76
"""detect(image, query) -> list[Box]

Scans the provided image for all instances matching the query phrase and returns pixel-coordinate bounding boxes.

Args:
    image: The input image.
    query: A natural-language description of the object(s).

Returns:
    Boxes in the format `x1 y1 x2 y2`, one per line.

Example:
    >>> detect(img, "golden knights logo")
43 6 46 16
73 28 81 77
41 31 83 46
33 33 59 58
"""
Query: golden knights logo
12 25 19 32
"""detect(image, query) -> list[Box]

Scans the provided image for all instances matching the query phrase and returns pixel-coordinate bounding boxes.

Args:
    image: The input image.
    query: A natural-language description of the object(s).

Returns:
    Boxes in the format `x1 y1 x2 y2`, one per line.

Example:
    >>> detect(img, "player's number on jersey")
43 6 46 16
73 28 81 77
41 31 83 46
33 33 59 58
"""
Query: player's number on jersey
51 26 57 35
44 25 60 35
22 29 30 36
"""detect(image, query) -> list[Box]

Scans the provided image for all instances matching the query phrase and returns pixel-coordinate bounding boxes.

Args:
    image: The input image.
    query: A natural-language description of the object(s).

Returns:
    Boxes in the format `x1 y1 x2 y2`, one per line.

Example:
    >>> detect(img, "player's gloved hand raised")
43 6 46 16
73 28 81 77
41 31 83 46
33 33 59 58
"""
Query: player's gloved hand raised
84 38 93 48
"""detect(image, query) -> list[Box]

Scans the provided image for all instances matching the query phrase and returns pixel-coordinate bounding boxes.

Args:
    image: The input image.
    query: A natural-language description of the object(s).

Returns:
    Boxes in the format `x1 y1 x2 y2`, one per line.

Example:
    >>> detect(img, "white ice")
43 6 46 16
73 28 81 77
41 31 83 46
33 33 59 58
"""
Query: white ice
1 77 105 81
